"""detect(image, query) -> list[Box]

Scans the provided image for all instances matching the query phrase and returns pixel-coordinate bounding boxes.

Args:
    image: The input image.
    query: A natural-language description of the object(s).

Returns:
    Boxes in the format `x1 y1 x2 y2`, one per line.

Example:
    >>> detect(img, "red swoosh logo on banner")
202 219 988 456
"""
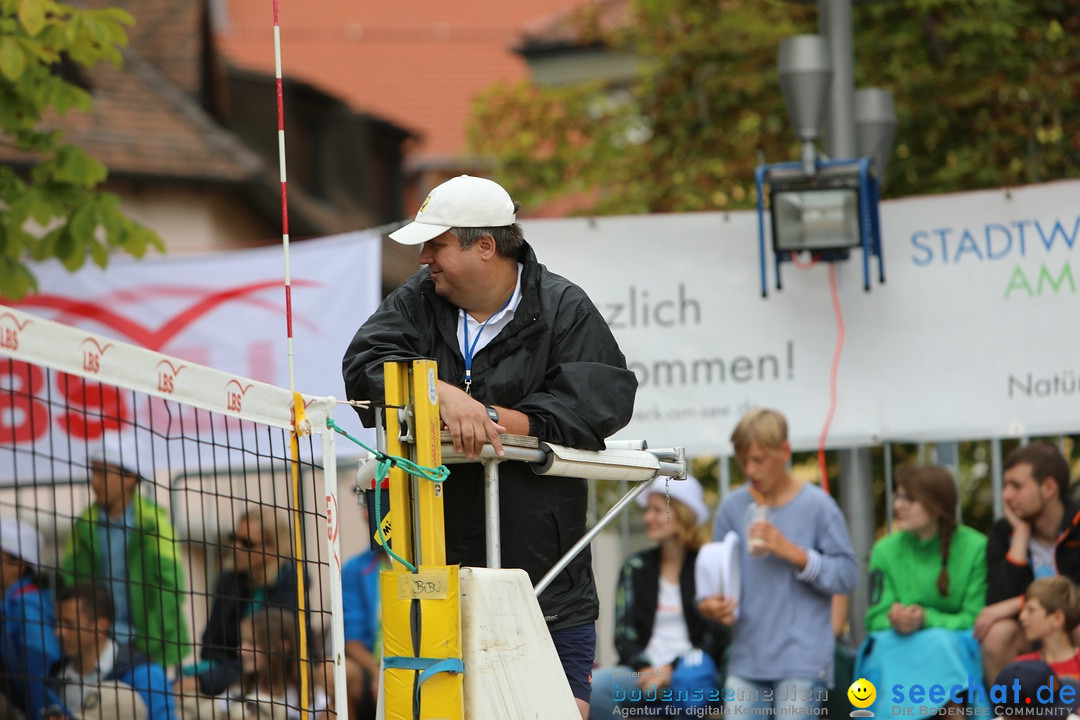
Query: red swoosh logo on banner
15 280 320 351
0 313 32 331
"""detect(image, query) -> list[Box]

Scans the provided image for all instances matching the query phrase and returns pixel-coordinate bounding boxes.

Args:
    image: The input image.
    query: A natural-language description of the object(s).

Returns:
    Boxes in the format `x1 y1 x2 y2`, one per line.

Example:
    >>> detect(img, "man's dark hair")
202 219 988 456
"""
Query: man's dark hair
57 582 114 624
1004 441 1071 503
450 224 525 258
451 200 525 257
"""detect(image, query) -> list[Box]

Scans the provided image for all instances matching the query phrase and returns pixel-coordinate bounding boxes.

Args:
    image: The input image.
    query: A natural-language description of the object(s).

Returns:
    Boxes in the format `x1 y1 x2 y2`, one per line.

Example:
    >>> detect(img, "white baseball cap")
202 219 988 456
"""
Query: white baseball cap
0 516 43 568
388 175 516 246
636 475 711 526
89 433 141 479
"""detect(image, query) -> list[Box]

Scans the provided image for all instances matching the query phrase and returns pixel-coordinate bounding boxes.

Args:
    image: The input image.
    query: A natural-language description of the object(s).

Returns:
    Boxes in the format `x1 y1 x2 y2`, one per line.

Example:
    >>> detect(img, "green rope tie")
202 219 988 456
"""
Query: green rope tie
326 418 451 573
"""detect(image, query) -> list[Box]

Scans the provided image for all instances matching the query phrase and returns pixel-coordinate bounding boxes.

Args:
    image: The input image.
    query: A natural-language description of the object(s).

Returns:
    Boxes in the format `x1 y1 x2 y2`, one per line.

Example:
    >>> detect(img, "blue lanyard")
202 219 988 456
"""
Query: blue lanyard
462 295 513 395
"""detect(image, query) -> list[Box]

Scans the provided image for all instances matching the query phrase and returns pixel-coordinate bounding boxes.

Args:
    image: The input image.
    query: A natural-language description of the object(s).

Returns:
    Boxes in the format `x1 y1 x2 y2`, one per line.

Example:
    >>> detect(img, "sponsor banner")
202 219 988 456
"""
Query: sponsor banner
3 232 380 479
4 180 1079 463
523 180 1080 455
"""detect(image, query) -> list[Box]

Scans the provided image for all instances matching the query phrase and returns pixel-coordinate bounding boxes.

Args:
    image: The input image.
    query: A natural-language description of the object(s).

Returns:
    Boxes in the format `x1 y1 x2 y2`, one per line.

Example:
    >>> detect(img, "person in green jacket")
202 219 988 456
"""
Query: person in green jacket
860 465 988 714
867 465 988 633
60 433 190 668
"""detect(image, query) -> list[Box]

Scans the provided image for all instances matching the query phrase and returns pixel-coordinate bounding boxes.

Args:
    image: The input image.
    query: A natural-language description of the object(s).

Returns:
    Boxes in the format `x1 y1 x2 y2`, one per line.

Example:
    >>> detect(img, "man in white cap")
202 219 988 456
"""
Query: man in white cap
343 175 638 718
60 433 189 669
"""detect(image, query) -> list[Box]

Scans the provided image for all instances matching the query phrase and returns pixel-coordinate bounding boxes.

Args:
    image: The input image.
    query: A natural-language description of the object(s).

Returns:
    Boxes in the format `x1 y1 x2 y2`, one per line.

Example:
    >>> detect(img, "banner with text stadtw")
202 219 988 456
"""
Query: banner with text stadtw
522 180 1080 455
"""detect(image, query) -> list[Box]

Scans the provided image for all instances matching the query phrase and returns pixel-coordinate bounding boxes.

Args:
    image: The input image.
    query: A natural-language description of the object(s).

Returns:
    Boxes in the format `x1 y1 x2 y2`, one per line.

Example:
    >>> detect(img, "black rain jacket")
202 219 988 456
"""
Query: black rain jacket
342 241 638 630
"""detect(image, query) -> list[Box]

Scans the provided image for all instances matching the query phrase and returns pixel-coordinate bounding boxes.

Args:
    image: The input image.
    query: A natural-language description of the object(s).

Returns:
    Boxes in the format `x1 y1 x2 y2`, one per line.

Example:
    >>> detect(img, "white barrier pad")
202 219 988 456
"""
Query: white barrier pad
460 567 580 719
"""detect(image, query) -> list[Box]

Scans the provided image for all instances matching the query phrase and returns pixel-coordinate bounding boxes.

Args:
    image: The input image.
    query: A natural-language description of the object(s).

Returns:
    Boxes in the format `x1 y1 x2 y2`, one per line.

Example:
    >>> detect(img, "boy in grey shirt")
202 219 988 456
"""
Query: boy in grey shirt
699 408 857 714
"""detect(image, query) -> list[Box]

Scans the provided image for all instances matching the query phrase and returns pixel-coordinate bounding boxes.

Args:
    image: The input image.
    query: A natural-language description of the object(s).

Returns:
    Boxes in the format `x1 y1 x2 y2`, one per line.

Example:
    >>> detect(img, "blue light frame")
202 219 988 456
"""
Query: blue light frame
754 157 884 297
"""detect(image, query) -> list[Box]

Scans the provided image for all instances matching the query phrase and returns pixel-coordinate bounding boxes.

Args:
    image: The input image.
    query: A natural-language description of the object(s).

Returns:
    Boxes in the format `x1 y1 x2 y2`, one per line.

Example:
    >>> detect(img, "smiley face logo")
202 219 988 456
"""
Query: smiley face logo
848 677 876 709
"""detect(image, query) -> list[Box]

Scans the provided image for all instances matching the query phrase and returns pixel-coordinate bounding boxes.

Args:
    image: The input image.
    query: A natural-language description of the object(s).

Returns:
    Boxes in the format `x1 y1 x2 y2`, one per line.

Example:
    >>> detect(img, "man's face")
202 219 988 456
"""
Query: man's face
1003 462 1053 521
0 551 24 592
56 598 105 662
417 231 486 308
89 462 137 514
737 441 791 498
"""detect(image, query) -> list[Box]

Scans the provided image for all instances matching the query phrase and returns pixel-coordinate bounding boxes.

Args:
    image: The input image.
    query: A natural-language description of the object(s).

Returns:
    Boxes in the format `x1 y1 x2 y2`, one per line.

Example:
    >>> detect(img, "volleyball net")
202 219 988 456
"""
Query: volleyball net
0 305 346 720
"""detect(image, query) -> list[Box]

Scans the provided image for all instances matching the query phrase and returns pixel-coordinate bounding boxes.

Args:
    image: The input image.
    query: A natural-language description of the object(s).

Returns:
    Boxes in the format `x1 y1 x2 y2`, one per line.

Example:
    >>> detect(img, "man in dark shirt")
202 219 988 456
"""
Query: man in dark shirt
975 441 1079 683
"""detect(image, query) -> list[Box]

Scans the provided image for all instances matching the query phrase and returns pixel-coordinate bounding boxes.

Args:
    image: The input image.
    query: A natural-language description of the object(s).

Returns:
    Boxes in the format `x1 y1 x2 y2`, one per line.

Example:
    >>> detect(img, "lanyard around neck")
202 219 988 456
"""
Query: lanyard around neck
462 294 513 395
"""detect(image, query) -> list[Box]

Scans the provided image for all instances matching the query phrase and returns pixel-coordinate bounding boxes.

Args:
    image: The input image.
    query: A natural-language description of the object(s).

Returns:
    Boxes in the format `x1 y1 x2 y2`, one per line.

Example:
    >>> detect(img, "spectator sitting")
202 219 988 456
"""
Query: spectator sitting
60 432 190 668
341 543 390 720
51 581 175 720
589 475 727 719
855 465 989 716
0 516 64 719
177 506 309 697
975 441 1078 683
1014 576 1080 682
208 607 330 720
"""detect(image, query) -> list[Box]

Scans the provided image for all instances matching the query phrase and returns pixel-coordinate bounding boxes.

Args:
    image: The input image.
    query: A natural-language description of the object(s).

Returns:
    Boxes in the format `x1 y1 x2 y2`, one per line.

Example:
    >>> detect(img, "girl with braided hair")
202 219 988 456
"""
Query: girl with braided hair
866 465 987 634
855 465 990 715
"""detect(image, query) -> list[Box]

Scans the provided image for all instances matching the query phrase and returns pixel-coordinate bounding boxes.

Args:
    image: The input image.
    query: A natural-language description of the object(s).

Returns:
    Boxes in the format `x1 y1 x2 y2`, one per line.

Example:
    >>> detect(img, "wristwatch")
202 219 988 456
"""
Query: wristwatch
485 405 500 423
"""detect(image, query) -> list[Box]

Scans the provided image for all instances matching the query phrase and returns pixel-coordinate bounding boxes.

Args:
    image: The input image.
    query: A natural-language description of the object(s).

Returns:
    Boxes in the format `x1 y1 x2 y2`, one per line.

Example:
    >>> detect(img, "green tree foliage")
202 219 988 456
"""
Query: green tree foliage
468 0 1078 214
852 0 1077 195
0 0 163 300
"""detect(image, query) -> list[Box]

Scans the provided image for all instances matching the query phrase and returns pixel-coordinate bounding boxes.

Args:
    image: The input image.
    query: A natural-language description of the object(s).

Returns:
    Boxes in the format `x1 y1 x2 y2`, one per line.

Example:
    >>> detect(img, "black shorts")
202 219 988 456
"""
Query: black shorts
550 623 596 702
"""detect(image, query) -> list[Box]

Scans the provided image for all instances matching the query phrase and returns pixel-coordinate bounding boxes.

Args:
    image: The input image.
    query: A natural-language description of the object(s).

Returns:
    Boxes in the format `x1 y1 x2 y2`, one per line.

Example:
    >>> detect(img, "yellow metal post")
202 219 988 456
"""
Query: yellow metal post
382 361 414 566
380 360 462 719
408 359 446 566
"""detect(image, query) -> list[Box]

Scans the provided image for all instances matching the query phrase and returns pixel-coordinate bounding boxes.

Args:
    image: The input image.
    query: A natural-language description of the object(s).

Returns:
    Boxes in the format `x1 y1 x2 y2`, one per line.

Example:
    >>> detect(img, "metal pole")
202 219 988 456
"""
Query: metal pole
884 442 894 531
991 438 1004 520
535 477 655 597
821 0 870 647
483 459 501 568
820 0 856 158
839 448 873 647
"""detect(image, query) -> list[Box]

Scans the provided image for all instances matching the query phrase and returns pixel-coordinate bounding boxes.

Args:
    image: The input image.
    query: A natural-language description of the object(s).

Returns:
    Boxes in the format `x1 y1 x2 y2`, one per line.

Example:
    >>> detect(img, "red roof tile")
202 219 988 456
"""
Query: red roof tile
213 0 587 164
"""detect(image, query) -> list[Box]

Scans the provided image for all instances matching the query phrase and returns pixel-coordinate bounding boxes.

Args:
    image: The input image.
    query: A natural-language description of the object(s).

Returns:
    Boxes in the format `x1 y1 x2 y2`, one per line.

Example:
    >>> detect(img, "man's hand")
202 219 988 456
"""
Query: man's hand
887 602 925 635
1002 502 1033 564
438 381 505 459
697 595 738 626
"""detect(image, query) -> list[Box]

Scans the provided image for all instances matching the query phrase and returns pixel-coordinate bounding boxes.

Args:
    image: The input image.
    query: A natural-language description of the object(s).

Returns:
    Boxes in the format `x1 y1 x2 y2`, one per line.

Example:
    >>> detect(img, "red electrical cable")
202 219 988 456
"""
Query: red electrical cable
817 263 844 495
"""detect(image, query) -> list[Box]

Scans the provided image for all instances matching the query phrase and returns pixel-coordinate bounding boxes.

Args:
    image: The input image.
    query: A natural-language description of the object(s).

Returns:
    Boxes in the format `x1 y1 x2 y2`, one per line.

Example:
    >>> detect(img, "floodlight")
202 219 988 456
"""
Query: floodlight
770 174 861 253
754 158 884 297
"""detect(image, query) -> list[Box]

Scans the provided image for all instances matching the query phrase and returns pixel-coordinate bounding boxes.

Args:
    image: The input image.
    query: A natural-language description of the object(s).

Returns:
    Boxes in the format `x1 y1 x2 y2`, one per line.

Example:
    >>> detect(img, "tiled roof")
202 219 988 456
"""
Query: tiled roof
213 0 587 165
0 51 263 184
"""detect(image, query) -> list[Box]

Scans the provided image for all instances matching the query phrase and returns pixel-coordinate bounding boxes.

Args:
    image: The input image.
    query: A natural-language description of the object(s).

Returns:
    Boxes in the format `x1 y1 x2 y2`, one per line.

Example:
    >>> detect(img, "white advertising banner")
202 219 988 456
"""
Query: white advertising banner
4 231 380 473
522 180 1080 455
4 181 1078 462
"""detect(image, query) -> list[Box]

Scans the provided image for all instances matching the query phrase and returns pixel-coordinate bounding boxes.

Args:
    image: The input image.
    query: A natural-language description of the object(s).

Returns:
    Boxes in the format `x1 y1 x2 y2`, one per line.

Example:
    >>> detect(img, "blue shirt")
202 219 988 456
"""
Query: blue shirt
99 504 136 644
2 577 65 717
712 484 858 684
341 549 386 656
